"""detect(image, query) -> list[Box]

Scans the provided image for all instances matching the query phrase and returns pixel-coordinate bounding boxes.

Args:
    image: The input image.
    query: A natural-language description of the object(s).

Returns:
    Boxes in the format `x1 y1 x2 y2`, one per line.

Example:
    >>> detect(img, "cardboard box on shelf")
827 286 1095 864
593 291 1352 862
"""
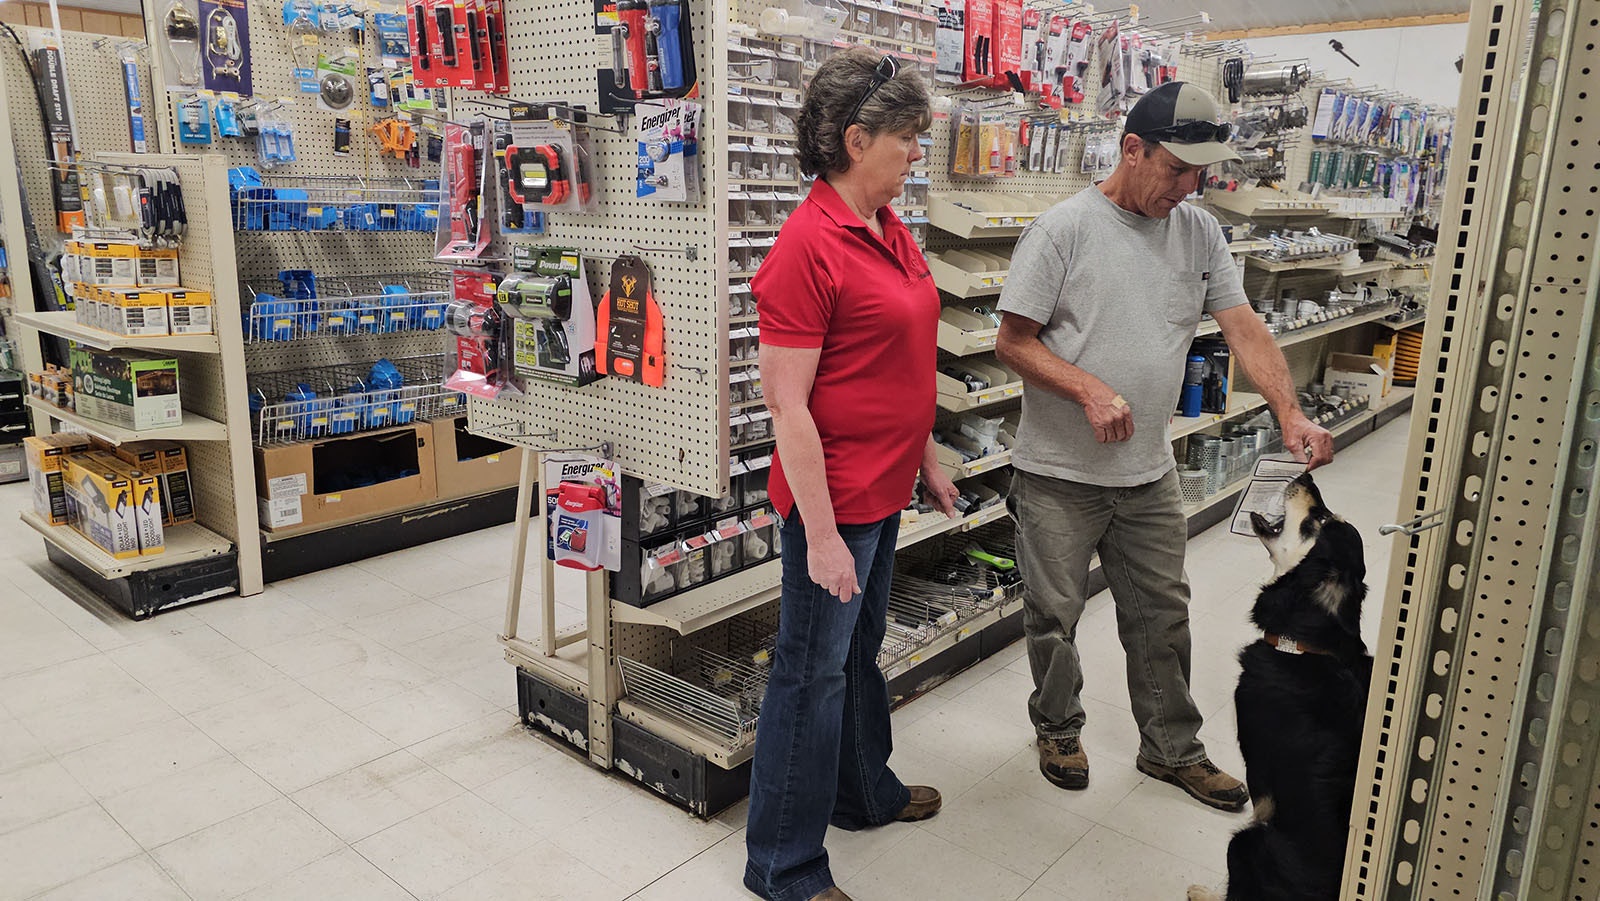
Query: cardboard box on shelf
137 247 182 287
61 454 142 559
431 415 523 500
78 451 165 554
110 439 195 526
1325 352 1392 401
166 289 215 335
23 433 94 525
254 423 437 532
100 287 171 337
69 347 182 431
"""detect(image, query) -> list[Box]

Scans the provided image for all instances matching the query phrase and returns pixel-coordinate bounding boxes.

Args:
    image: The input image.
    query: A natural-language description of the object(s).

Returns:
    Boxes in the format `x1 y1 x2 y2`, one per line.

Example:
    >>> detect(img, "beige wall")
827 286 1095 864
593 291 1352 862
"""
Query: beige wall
0 3 146 39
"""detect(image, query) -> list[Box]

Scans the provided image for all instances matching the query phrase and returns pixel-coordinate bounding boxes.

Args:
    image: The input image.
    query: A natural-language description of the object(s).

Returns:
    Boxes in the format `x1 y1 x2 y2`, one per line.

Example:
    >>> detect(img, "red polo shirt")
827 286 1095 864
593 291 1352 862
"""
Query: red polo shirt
753 179 939 524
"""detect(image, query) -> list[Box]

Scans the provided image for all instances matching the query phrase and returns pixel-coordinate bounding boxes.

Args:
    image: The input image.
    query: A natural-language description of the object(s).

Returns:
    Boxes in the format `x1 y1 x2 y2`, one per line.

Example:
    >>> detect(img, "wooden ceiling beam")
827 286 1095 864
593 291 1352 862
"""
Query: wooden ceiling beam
1205 11 1470 40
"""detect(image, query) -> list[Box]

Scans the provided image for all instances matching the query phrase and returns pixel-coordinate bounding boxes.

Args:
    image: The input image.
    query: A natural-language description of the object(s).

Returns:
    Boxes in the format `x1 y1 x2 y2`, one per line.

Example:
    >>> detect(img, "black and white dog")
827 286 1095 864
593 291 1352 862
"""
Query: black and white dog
1190 472 1373 901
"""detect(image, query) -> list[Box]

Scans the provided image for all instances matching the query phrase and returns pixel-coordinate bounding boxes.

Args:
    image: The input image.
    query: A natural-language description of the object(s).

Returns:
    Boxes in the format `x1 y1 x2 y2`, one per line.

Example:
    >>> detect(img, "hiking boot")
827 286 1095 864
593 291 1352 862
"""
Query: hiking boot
1136 756 1248 812
894 785 942 822
1038 735 1089 790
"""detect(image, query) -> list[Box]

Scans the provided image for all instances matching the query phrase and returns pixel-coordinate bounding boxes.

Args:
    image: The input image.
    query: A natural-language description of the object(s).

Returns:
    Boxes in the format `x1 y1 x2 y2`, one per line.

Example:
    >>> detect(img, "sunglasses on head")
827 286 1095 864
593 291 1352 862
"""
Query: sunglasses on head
845 55 899 128
1145 120 1233 144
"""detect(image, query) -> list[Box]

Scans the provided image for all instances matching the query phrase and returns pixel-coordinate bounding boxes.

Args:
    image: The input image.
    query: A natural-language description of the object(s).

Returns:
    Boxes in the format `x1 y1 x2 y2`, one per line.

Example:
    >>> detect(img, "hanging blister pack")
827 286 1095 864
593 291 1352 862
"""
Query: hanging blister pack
199 0 251 95
635 98 702 202
160 0 204 88
374 11 410 61
435 120 491 260
283 0 321 92
490 120 543 233
214 96 243 137
178 96 214 144
542 455 622 573
118 43 148 153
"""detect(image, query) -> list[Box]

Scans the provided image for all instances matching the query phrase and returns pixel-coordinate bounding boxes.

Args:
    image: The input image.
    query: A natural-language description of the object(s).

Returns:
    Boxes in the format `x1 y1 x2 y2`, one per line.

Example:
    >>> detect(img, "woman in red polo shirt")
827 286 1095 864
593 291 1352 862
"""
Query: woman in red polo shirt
743 47 960 901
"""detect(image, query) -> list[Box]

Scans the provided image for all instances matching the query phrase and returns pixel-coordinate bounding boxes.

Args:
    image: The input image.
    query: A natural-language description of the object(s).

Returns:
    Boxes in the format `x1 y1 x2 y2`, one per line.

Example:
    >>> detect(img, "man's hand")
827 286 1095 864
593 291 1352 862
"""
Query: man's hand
808 531 860 602
1282 412 1334 470
1080 378 1134 443
921 466 962 517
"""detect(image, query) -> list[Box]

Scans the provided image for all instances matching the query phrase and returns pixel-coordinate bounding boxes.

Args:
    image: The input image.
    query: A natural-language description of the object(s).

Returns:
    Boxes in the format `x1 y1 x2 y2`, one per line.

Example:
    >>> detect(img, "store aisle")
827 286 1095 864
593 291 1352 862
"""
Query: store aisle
0 417 1411 901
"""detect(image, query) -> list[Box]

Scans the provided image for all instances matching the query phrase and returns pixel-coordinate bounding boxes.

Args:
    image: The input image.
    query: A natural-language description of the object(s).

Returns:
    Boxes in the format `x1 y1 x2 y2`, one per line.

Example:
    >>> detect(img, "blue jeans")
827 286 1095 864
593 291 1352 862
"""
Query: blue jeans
744 512 911 901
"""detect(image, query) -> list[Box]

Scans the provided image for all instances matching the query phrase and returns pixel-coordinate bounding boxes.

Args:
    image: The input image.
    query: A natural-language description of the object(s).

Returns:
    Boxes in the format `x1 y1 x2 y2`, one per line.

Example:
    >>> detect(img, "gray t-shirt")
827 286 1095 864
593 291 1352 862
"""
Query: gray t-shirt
997 187 1248 487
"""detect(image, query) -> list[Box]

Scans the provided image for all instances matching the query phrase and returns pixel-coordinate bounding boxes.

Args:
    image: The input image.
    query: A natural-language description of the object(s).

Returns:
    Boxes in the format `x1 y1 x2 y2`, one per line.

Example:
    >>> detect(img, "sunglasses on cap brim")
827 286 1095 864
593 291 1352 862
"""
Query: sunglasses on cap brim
845 55 899 128
1145 120 1233 145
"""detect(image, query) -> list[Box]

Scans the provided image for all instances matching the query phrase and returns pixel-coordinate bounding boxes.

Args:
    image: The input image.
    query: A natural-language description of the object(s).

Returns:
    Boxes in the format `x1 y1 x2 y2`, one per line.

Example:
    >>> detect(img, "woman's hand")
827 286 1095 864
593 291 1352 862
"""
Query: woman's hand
808 531 860 602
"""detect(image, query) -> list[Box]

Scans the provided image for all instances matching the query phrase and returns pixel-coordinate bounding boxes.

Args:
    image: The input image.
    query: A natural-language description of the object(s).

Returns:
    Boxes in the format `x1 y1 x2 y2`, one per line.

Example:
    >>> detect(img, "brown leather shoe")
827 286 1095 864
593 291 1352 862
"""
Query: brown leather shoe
894 785 942 822
1136 756 1248 812
806 889 853 901
1038 735 1089 790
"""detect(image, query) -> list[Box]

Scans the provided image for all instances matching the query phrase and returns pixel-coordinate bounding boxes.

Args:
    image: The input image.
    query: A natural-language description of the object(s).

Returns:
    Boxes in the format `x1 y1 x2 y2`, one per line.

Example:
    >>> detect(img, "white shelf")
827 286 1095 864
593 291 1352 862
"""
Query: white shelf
928 196 1041 239
1378 313 1428 331
936 319 1000 356
22 510 232 578
25 396 228 445
1376 386 1417 412
1170 392 1269 441
613 559 784 634
14 311 220 354
1275 306 1399 350
928 255 1007 298
936 376 1024 412
1204 187 1334 218
1226 238 1275 255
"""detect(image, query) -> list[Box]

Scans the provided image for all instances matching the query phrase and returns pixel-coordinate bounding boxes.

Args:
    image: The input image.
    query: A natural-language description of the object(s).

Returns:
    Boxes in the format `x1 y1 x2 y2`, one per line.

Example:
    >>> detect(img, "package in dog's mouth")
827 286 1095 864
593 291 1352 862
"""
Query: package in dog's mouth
1229 457 1309 537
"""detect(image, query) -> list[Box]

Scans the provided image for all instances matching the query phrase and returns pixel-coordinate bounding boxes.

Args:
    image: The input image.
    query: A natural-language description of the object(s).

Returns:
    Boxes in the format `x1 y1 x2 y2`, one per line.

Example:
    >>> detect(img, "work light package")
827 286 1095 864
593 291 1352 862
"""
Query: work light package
498 105 598 215
501 245 599 387
635 98 702 202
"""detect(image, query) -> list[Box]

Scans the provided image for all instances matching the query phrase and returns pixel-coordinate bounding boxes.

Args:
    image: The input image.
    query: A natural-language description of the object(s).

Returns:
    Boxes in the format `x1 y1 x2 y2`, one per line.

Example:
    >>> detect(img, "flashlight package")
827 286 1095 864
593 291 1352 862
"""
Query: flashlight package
435 120 492 260
635 98 702 202
500 245 599 387
444 267 505 398
543 454 622 573
593 0 698 116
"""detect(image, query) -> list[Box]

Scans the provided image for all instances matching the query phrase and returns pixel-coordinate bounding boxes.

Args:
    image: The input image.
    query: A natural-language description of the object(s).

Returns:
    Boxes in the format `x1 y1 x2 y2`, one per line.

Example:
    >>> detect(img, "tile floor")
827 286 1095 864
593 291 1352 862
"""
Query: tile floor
0 417 1411 900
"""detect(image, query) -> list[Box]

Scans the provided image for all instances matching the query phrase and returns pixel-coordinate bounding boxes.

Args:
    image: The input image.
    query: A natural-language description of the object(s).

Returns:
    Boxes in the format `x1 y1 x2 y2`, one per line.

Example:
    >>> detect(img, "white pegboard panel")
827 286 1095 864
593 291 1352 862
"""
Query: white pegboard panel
1342 0 1599 896
1 26 158 248
462 0 729 496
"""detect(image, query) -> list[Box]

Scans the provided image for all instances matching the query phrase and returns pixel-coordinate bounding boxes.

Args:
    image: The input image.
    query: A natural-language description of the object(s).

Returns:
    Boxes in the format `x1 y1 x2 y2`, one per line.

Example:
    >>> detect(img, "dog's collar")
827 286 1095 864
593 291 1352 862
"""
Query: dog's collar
1261 632 1337 657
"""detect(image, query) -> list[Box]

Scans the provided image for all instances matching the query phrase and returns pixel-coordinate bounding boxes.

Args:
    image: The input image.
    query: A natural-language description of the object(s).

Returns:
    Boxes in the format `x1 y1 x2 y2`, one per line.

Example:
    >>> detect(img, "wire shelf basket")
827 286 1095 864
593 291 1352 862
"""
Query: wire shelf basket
248 353 466 447
231 174 440 233
618 621 776 754
878 528 1021 669
243 272 452 343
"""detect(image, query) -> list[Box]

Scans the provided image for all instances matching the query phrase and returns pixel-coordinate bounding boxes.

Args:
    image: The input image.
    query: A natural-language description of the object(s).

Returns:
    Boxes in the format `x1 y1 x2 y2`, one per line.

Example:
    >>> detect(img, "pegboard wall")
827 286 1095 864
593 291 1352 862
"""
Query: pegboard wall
1344 0 1600 896
464 0 729 496
1 26 158 250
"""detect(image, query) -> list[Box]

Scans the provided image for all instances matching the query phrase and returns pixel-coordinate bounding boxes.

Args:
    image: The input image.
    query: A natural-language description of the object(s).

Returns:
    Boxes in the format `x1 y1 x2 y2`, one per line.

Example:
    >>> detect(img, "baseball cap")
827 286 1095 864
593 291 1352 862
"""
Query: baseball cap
1123 82 1242 167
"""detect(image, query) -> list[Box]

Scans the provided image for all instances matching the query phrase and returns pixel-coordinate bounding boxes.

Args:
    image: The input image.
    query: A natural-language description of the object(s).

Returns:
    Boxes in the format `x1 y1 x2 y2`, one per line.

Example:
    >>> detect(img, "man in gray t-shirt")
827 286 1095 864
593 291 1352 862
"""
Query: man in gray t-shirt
996 82 1333 813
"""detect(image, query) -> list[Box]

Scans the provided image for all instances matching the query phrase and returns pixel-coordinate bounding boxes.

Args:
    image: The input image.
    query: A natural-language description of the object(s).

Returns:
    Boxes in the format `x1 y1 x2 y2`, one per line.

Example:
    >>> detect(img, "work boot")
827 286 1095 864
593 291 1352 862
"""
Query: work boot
1136 756 1248 812
894 785 942 822
806 889 852 901
1038 735 1089 789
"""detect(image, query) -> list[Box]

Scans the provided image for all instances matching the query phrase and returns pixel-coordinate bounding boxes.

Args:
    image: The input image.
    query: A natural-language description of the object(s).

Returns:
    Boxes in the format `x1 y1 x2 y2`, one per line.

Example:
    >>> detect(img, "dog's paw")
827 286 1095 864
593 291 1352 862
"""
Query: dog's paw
1187 885 1223 901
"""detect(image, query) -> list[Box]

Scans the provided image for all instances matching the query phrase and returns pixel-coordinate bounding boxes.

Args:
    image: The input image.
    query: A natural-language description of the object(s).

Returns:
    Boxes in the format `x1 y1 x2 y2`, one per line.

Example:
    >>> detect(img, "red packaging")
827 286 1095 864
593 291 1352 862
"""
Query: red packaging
484 0 509 93
407 2 431 83
423 0 452 86
991 0 1022 91
964 0 992 84
465 0 495 91
451 268 498 380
